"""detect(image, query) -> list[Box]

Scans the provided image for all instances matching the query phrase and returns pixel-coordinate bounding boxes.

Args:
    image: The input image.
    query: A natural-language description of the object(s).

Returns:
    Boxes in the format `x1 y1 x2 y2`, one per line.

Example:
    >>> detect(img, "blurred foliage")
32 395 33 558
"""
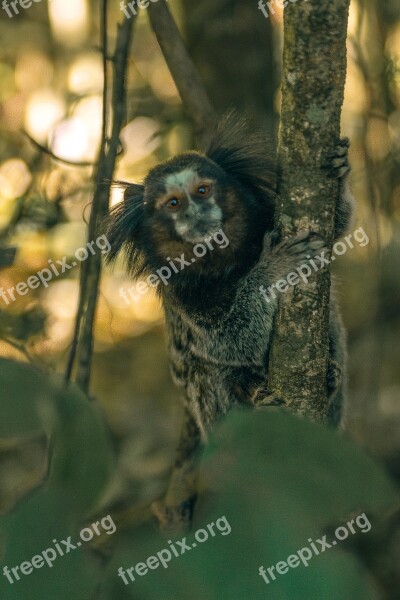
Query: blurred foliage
1 361 398 599
0 0 399 598
0 358 114 600
99 410 398 600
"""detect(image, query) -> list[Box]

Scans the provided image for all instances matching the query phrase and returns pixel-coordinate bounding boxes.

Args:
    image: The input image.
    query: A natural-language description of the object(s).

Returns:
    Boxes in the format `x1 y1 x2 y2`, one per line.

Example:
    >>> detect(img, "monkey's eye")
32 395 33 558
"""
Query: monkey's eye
165 197 180 210
197 185 210 196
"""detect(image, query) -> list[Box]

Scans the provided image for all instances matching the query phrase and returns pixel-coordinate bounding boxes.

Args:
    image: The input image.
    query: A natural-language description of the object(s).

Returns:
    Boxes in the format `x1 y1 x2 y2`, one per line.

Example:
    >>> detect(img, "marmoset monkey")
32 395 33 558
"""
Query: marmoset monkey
106 112 353 528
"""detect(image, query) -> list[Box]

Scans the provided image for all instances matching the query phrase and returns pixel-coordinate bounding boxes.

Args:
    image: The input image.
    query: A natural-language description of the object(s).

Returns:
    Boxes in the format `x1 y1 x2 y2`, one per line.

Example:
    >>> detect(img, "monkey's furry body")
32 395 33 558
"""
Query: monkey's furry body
107 114 352 443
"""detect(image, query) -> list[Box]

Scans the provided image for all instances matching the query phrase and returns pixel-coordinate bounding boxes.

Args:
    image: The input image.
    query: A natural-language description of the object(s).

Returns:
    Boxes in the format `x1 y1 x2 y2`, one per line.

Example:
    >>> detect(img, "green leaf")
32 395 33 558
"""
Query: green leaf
0 488 100 600
0 359 55 437
49 382 114 511
99 409 398 600
0 359 114 599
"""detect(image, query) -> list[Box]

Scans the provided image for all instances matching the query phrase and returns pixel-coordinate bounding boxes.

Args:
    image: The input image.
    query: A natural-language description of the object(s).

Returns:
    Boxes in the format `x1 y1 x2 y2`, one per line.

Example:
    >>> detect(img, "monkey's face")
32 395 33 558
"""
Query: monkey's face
144 153 228 245
138 152 248 268
107 151 265 280
148 169 221 244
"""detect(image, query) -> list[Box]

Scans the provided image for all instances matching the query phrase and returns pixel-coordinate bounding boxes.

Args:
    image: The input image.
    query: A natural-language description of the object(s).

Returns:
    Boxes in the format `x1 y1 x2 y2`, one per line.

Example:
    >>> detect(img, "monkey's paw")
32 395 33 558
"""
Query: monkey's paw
256 392 286 409
326 137 351 179
262 230 327 279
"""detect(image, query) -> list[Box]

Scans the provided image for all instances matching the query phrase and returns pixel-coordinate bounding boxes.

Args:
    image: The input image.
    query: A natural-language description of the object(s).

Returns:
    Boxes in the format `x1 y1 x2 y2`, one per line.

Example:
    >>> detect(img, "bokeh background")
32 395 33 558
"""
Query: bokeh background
0 1 399 598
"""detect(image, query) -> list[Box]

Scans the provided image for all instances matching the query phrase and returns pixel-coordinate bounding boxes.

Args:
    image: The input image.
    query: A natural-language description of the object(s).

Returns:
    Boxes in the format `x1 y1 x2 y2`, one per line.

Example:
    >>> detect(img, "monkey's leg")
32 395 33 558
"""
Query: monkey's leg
152 407 202 533
327 291 347 428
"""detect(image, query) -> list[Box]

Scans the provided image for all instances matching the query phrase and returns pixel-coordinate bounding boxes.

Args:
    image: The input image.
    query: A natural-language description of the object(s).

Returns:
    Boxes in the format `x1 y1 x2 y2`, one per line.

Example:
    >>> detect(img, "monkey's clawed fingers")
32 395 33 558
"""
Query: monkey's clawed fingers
325 137 351 179
262 229 280 252
273 230 325 255
261 230 327 273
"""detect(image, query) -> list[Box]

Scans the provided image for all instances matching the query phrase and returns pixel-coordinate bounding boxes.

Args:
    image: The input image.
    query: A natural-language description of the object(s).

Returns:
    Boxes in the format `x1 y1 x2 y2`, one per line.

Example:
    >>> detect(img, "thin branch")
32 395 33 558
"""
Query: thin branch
148 1 215 146
1 337 35 364
64 1 109 385
101 0 109 152
22 130 95 168
65 7 135 392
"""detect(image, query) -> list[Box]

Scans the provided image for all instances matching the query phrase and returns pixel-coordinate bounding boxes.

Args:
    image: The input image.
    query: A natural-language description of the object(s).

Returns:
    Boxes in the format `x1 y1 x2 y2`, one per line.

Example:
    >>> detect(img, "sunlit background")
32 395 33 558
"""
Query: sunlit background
0 0 399 508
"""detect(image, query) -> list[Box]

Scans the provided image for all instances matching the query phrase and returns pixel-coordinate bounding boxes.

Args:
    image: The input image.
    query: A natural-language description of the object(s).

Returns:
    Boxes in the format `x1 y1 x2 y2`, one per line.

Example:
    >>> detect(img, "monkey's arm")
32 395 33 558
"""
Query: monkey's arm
219 231 326 349
179 231 326 381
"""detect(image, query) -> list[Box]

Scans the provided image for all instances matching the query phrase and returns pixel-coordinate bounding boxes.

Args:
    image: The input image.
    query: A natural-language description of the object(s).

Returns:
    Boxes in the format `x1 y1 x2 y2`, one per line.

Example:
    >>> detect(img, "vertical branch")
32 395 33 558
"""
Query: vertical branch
65 0 109 386
100 0 109 151
148 1 215 145
267 0 350 421
65 8 135 392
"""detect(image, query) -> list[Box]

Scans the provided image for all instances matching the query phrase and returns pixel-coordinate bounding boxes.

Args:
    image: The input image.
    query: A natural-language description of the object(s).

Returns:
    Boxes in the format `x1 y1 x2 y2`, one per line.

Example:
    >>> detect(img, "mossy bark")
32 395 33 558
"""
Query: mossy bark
267 0 350 421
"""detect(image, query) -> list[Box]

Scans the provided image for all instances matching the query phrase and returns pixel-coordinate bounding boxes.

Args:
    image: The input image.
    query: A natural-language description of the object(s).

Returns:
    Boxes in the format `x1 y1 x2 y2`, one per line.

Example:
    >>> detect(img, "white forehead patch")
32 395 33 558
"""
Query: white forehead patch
165 169 199 192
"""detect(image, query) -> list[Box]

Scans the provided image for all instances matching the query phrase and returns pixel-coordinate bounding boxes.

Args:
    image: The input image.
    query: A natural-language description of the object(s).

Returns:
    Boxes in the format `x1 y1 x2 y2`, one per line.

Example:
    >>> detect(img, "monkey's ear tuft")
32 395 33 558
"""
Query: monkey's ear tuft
205 109 277 198
104 183 146 277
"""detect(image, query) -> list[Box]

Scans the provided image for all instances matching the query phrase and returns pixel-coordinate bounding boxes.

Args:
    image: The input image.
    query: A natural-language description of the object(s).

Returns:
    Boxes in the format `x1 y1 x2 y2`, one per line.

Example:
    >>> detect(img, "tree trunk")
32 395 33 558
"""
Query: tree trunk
267 0 350 421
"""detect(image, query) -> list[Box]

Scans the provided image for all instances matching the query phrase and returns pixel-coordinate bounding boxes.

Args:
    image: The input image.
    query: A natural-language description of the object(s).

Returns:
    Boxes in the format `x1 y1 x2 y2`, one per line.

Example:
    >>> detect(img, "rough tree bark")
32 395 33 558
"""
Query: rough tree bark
267 0 351 421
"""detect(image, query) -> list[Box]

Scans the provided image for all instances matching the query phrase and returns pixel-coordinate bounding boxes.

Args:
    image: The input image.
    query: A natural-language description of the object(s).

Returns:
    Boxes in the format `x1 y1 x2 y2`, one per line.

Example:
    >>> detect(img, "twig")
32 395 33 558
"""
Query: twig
148 1 215 146
22 130 95 168
1 337 36 365
65 6 135 391
65 2 110 385
100 2 109 153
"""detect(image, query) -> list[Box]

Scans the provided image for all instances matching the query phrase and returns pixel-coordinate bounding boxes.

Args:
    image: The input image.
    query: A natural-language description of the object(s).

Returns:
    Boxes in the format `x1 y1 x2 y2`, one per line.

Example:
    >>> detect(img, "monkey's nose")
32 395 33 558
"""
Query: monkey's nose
179 194 190 210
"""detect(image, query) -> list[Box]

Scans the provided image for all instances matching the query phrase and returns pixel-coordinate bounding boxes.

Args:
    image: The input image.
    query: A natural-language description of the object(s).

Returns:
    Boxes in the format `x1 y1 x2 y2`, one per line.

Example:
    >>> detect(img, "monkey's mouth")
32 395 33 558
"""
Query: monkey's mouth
171 199 223 244
174 217 222 244
178 226 222 244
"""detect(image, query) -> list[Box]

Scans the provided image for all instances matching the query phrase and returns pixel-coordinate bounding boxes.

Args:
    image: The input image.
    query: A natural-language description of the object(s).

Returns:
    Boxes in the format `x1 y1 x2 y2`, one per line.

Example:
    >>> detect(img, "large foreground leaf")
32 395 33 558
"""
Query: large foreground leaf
99 409 398 600
0 359 114 600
